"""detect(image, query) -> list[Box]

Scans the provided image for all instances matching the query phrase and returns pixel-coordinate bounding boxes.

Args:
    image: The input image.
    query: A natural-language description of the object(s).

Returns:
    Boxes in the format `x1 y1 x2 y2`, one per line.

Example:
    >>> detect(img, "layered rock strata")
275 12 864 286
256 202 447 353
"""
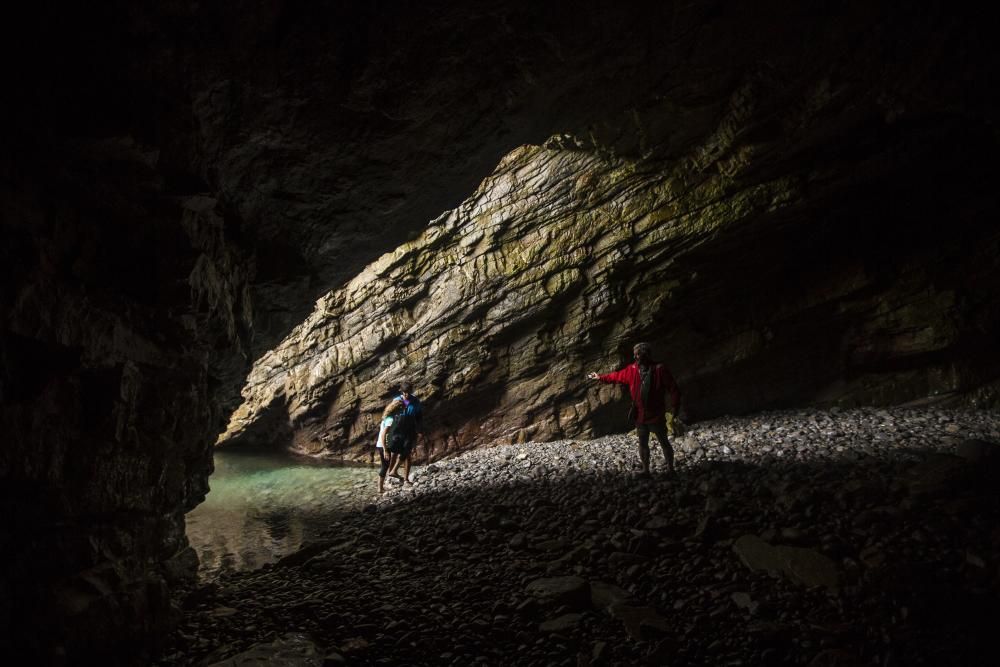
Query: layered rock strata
223 119 1000 458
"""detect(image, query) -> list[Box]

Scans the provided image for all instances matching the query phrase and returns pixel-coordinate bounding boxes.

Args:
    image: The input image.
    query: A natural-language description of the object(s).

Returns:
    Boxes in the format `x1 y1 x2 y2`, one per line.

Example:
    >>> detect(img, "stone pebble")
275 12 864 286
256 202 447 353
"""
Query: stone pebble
158 407 1000 666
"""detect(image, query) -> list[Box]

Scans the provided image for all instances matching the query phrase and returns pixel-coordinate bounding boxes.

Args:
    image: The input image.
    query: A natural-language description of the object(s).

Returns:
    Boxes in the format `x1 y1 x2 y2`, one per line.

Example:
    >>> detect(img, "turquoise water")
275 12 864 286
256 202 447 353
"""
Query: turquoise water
185 449 375 577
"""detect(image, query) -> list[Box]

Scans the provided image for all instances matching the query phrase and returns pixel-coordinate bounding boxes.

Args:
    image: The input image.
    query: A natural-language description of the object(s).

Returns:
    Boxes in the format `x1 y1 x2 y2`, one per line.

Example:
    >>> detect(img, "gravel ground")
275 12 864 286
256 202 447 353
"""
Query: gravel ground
159 407 1000 666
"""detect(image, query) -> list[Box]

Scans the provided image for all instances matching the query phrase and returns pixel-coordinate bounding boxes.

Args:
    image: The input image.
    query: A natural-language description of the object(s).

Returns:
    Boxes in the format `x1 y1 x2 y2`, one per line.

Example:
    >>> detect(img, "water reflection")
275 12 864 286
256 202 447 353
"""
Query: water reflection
185 449 372 578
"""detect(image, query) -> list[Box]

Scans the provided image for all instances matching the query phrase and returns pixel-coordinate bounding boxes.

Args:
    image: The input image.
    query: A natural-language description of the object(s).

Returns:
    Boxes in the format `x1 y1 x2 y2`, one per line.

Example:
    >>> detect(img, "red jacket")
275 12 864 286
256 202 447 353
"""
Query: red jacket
599 362 681 424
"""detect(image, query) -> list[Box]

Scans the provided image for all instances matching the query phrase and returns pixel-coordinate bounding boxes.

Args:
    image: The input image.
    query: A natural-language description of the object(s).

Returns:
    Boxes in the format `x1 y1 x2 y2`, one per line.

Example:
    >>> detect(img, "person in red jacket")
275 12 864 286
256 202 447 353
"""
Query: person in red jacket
588 342 681 477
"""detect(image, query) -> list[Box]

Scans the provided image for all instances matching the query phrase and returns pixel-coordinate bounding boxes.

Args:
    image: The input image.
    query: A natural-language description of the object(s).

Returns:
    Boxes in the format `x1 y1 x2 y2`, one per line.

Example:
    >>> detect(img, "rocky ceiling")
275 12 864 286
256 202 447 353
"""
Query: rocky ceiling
2 0 999 662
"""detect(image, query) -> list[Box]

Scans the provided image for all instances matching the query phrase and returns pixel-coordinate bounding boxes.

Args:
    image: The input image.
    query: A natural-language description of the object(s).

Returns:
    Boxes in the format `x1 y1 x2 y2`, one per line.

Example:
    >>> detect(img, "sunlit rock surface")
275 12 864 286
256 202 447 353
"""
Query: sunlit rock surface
223 125 1000 458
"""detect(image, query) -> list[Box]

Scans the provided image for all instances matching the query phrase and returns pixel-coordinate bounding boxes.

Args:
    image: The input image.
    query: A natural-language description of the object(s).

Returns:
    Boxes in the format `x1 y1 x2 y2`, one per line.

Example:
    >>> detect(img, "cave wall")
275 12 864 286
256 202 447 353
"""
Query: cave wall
0 7 257 657
0 141 253 657
2 0 999 661
220 4 1000 458
222 119 1000 459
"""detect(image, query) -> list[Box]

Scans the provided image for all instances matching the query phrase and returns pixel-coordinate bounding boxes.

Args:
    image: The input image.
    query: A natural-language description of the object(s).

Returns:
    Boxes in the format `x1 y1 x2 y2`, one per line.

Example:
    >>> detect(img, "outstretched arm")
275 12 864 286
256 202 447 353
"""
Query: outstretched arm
589 367 629 385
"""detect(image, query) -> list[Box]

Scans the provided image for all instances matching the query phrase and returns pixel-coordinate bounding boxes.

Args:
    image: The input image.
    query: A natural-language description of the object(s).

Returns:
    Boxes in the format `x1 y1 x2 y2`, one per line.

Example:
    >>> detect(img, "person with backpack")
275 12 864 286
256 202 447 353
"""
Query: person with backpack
587 342 682 477
382 381 424 485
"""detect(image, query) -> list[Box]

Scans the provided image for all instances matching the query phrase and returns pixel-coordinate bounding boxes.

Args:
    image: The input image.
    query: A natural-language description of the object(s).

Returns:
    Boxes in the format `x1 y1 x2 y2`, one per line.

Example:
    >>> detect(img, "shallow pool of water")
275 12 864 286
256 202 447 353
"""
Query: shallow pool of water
185 449 374 578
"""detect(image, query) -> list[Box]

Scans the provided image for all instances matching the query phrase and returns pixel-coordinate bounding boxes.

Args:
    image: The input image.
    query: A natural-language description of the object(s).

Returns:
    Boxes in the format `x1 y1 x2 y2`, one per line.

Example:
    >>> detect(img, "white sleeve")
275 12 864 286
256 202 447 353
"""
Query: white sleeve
376 417 392 448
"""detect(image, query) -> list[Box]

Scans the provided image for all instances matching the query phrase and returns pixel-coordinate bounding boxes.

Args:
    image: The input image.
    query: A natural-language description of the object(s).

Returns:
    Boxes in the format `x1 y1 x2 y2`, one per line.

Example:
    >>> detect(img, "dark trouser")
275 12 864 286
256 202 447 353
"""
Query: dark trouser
388 436 415 459
636 418 674 471
378 447 390 478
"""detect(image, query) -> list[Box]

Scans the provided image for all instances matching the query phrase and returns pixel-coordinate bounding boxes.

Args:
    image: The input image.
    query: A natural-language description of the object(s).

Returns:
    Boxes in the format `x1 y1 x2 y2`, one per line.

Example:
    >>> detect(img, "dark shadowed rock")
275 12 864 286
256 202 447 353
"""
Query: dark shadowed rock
956 439 1000 465
733 534 839 590
807 649 864 667
207 633 323 666
607 603 672 640
902 455 970 497
539 613 584 633
274 541 338 569
590 581 637 610
525 576 590 608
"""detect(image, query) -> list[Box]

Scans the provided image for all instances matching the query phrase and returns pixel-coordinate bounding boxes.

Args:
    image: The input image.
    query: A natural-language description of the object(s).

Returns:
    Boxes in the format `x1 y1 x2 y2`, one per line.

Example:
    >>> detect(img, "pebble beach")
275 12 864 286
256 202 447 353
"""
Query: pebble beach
161 407 1000 666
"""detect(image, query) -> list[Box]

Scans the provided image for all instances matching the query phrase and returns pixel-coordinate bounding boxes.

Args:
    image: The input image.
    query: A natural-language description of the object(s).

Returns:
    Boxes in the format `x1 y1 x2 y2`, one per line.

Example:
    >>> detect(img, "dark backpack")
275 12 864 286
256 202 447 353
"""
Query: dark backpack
387 412 417 451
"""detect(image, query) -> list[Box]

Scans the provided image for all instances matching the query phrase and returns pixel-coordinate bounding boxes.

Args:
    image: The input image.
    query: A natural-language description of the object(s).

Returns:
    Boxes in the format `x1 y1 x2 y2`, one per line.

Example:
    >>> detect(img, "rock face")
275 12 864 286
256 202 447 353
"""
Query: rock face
0 138 252 659
222 78 1000 457
2 0 1000 662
